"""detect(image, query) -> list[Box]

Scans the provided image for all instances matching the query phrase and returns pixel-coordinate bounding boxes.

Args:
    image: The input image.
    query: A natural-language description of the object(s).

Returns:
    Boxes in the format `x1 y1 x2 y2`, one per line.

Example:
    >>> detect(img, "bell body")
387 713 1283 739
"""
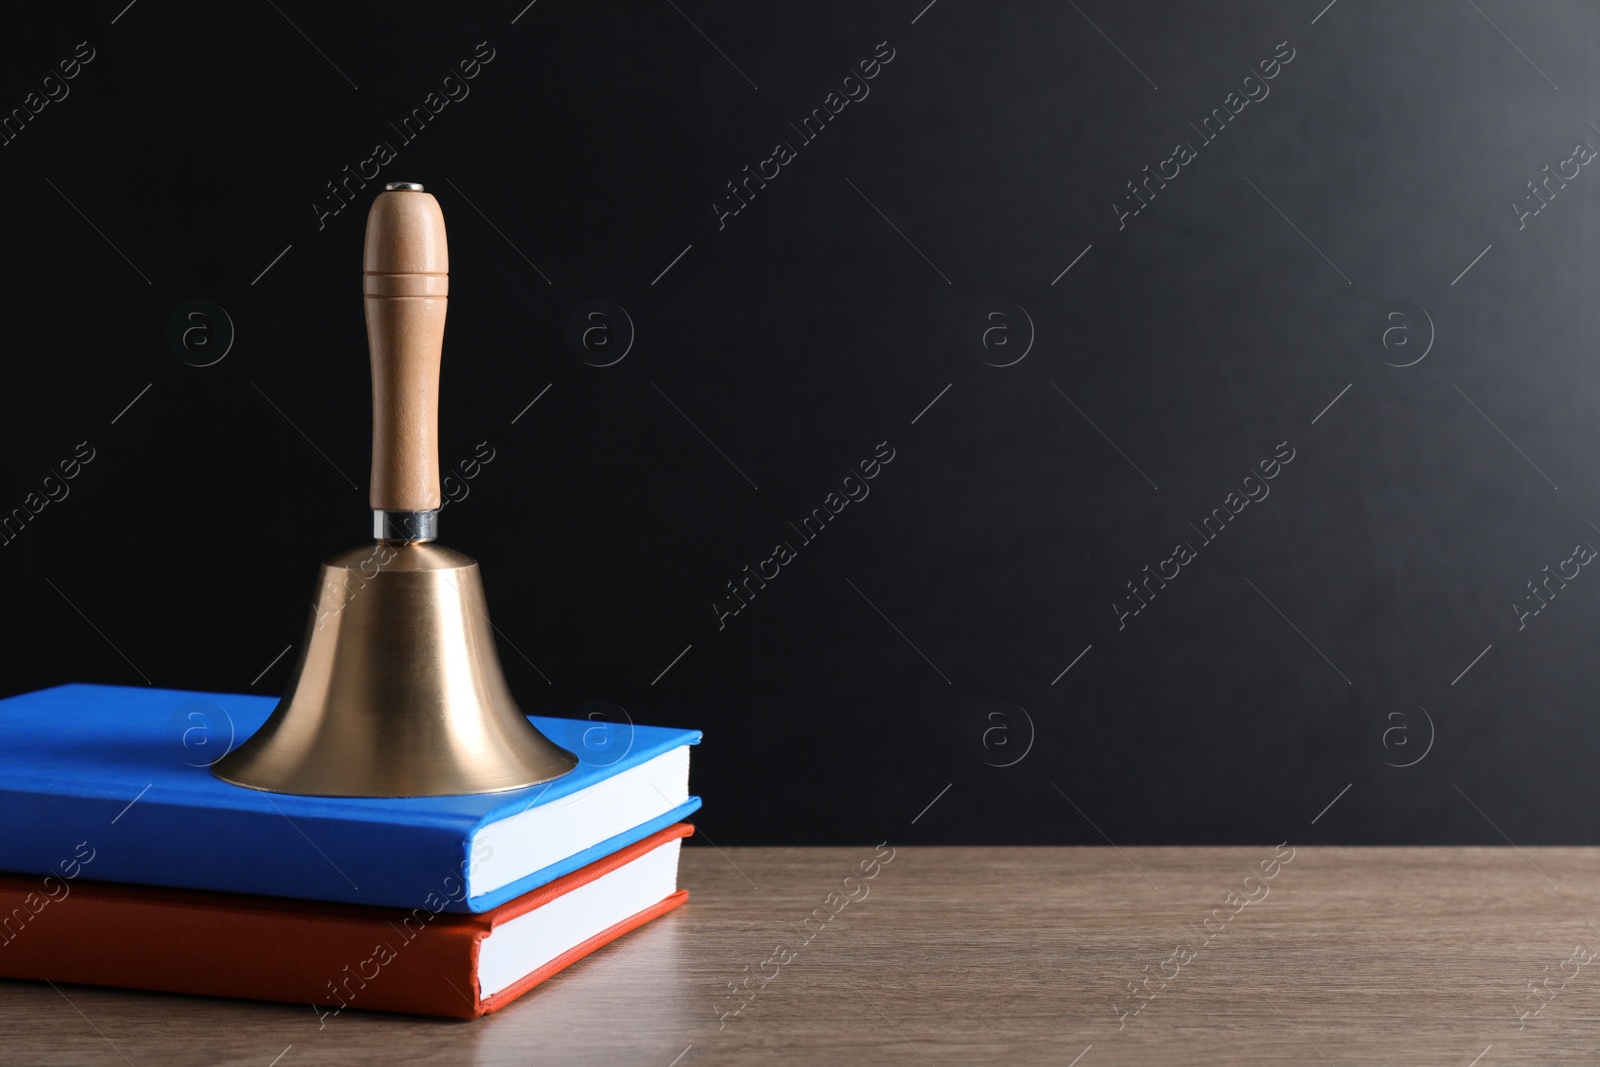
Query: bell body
213 543 577 797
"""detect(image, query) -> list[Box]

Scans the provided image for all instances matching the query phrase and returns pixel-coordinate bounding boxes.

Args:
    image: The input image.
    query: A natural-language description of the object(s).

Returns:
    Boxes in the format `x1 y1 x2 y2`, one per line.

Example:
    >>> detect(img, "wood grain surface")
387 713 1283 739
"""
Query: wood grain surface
3 846 1598 1065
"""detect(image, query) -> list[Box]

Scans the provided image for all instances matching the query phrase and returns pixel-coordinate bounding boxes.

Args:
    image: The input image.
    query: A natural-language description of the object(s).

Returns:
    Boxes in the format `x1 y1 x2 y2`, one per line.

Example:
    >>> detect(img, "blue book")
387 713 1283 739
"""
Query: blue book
0 684 700 913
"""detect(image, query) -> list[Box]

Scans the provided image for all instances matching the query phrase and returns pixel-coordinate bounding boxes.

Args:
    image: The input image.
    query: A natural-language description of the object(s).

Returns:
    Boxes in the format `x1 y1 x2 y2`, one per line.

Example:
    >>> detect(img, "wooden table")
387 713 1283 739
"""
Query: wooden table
3 846 1597 1065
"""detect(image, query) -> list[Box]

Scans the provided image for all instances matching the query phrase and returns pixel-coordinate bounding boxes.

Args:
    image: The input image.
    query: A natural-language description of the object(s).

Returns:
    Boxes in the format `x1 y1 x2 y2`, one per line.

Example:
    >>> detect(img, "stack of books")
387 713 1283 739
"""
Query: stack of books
0 684 700 1019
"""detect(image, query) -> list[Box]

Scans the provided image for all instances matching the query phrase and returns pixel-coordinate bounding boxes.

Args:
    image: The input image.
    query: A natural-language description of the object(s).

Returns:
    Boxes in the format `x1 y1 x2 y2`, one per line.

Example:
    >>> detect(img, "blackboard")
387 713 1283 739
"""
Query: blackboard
3 1 1598 845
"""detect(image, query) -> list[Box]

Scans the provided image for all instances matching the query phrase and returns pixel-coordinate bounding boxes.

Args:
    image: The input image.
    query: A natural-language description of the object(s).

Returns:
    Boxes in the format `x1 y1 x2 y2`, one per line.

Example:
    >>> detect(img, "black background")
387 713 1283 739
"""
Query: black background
3 1 1598 846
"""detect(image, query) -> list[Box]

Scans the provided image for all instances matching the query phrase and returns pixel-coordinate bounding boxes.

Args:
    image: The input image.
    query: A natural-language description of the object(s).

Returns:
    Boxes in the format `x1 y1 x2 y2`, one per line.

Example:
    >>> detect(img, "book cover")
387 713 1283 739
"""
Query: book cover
0 684 700 912
0 823 693 1020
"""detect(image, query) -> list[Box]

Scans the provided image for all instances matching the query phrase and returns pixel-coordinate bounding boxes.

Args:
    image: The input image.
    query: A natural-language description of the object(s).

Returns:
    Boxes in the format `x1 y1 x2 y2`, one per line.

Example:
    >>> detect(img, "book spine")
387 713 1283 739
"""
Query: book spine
0 785 471 911
0 878 484 1019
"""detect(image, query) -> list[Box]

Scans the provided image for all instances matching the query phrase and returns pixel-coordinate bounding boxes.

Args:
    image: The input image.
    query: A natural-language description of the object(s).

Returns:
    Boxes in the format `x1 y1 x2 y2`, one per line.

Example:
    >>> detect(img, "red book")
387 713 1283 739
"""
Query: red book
0 823 691 1020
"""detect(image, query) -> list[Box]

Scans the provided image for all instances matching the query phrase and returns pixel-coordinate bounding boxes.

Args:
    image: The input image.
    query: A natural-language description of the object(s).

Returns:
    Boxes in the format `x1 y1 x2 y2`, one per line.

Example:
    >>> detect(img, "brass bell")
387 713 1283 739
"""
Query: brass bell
213 183 577 797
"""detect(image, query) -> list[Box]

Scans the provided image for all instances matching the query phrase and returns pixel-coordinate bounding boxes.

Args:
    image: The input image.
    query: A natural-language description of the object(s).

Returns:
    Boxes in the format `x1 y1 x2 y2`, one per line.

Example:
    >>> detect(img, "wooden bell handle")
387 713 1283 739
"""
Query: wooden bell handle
364 185 448 512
